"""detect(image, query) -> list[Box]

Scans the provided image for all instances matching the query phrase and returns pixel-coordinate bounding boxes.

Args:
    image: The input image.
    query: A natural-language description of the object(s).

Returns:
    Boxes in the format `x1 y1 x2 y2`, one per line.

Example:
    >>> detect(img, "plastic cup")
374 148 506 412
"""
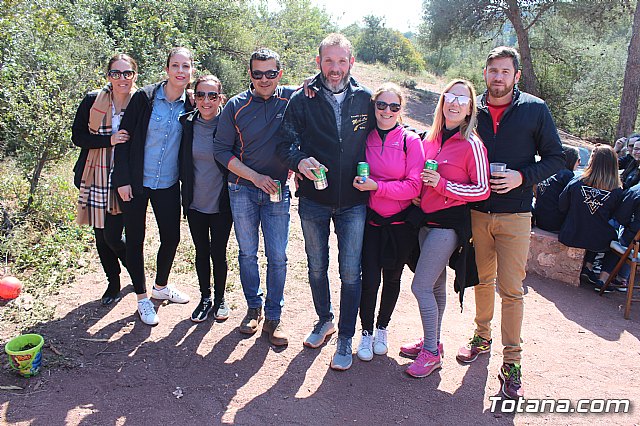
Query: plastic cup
5 334 44 377
490 162 507 174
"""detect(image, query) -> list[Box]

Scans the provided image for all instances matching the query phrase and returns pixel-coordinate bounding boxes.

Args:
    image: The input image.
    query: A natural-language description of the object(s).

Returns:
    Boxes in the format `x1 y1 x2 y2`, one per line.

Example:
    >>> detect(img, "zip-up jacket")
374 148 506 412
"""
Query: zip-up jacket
420 131 490 214
277 74 374 208
71 91 114 189
113 81 193 195
367 126 424 217
213 86 295 186
179 109 230 217
558 178 623 252
472 88 564 213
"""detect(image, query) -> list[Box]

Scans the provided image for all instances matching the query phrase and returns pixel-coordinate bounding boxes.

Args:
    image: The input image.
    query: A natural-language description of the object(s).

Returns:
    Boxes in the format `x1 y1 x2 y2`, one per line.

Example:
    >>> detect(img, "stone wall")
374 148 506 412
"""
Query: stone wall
526 227 585 286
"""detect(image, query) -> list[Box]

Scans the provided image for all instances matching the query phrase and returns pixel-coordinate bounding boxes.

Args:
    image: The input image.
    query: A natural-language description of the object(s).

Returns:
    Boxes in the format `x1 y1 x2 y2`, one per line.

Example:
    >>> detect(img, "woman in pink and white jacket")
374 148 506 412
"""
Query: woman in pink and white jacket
352 83 425 362
402 79 490 378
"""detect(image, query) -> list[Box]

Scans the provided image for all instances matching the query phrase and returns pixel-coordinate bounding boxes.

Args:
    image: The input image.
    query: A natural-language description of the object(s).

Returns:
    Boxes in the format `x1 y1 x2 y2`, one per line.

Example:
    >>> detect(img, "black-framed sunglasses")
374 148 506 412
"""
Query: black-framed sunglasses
108 69 136 80
195 91 220 101
375 101 401 113
250 69 279 80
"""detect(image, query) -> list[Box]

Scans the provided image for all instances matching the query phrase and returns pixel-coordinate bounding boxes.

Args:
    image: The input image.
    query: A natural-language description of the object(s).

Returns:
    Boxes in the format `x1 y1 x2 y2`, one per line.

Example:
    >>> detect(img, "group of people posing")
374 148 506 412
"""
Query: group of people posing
72 34 566 400
533 133 640 295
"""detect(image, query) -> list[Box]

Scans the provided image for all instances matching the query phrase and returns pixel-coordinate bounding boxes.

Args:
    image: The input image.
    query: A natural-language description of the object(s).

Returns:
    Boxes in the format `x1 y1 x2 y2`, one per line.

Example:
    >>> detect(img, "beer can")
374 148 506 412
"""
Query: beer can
357 162 370 178
311 168 328 190
270 180 282 202
425 159 438 171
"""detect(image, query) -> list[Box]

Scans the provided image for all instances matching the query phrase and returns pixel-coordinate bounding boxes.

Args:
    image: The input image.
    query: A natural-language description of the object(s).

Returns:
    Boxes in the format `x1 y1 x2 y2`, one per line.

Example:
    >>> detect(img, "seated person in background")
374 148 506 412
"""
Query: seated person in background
558 145 623 289
615 133 640 170
533 145 579 233
596 182 640 291
620 138 640 189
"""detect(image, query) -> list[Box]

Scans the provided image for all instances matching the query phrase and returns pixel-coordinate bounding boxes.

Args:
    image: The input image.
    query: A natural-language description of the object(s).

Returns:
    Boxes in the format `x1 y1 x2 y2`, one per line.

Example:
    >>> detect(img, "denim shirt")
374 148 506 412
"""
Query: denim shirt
143 85 186 189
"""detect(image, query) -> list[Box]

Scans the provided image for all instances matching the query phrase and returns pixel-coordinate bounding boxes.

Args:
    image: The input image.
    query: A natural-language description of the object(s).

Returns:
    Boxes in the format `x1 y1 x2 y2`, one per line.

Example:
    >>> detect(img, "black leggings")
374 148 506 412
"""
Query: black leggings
186 209 232 302
120 184 181 295
359 222 406 333
94 213 127 294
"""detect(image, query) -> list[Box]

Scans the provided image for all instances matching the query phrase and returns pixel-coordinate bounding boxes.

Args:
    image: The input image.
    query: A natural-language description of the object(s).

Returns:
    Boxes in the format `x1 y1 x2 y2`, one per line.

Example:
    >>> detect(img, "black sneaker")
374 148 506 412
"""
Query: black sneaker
593 280 614 293
191 297 213 323
580 268 599 286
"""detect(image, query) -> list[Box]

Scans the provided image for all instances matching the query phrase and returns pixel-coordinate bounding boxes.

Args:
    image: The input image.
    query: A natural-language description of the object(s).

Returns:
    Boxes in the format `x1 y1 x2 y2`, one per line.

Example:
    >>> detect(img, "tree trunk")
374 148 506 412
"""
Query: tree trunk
25 150 48 211
616 1 640 139
506 0 540 97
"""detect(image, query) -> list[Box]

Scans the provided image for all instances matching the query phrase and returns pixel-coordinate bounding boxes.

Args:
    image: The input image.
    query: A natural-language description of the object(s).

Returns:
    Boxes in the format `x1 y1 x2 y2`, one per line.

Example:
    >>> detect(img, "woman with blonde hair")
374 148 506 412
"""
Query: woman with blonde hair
401 79 490 378
352 82 425 361
559 144 623 289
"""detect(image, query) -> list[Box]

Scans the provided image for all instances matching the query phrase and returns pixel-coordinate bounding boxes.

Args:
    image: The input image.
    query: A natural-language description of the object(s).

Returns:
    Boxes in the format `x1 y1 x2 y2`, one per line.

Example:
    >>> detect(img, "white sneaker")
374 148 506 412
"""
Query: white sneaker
151 284 189 304
137 298 159 326
373 327 388 355
357 331 374 361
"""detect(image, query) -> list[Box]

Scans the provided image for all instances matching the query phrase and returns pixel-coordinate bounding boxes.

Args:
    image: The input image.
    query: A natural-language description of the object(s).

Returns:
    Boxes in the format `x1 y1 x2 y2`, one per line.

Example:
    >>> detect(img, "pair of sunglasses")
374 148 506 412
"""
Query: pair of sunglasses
443 93 471 105
108 70 136 80
195 91 220 101
375 101 401 113
250 69 279 80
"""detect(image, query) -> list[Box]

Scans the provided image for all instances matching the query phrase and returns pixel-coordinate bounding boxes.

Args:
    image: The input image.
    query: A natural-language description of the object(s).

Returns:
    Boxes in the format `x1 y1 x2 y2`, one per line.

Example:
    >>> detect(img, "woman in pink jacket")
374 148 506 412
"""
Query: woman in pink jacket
352 83 425 362
402 79 490 378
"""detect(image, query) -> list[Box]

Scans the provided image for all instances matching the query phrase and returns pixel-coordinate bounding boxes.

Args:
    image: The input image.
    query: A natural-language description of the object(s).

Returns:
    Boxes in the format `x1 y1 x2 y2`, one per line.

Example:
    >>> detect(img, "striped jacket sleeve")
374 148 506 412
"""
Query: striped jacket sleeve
433 133 490 202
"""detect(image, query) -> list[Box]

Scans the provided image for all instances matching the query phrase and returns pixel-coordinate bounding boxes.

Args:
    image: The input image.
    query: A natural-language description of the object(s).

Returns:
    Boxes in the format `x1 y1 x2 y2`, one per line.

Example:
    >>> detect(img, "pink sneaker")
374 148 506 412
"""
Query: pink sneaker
400 338 444 358
406 348 442 378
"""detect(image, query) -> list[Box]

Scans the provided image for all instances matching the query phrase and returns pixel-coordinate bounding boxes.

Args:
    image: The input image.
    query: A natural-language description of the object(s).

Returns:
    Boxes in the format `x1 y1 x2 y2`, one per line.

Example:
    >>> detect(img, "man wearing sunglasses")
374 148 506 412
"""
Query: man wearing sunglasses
213 48 295 346
456 46 564 400
277 33 374 371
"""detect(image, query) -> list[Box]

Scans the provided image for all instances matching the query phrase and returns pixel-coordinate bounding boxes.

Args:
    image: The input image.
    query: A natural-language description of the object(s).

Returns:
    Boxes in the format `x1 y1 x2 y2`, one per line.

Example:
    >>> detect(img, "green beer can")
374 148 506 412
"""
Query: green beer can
357 162 370 178
311 168 328 190
425 159 438 171
270 180 282 202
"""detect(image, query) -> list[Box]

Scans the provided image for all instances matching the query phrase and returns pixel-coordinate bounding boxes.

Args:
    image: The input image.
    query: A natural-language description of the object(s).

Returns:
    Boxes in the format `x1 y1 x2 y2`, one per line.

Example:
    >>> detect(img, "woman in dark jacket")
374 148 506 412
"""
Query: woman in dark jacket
114 47 194 326
533 145 580 232
180 75 232 323
558 145 623 289
72 53 137 306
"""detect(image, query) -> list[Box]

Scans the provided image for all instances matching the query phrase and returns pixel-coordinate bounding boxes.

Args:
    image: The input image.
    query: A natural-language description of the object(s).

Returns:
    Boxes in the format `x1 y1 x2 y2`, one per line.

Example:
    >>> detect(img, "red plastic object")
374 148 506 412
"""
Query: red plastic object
0 276 22 299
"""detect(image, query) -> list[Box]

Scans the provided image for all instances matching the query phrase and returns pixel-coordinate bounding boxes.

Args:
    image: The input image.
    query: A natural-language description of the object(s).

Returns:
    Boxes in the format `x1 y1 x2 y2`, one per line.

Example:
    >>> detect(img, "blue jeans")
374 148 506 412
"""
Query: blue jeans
298 198 366 339
229 183 290 320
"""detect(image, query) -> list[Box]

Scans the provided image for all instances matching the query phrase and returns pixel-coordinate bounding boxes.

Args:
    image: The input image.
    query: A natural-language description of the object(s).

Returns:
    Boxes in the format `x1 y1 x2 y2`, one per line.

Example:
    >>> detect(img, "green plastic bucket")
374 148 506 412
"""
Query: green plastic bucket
5 334 44 377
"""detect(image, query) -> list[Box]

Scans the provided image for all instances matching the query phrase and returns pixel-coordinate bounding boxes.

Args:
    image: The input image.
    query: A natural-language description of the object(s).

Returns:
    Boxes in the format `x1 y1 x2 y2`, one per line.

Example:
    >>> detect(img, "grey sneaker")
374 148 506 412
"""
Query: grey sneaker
330 337 353 371
303 319 336 348
214 300 230 321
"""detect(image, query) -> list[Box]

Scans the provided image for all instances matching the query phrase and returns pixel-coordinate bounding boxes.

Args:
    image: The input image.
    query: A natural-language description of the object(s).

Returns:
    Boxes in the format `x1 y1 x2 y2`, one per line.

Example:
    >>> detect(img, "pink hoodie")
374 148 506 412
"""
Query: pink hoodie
420 131 490 214
366 126 425 217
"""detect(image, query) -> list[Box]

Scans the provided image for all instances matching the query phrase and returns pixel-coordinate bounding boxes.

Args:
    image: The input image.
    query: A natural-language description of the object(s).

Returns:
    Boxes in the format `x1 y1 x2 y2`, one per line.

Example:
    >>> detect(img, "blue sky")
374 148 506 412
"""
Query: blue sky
312 0 424 32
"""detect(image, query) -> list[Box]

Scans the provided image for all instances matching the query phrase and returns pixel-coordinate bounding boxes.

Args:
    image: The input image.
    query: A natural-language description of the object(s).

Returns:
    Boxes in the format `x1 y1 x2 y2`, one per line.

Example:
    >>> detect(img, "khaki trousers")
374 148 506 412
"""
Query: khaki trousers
471 210 531 364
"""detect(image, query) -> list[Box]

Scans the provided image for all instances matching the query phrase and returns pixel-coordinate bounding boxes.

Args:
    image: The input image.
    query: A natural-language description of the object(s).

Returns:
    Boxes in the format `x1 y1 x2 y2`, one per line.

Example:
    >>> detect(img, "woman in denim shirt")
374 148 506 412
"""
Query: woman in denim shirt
114 47 194 326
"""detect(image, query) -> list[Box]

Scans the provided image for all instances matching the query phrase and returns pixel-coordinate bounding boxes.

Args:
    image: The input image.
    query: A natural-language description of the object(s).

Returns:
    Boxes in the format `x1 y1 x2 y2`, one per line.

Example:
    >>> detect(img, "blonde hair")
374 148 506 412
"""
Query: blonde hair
372 82 404 125
581 144 621 191
426 79 478 142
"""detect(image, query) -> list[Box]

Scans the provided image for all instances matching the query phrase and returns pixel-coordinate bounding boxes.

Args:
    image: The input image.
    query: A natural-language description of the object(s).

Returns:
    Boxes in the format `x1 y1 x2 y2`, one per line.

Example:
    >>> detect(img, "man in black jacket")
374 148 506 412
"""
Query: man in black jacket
277 33 373 371
455 46 564 399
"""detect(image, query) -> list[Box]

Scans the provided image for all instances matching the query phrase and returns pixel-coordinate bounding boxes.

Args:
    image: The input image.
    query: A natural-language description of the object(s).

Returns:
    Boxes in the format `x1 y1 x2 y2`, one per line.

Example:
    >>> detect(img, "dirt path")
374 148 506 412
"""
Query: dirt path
1 66 638 425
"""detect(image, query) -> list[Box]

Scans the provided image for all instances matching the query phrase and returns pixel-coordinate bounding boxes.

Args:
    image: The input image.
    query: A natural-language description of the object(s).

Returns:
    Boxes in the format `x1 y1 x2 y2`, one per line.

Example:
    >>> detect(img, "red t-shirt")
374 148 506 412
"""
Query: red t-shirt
487 101 510 134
